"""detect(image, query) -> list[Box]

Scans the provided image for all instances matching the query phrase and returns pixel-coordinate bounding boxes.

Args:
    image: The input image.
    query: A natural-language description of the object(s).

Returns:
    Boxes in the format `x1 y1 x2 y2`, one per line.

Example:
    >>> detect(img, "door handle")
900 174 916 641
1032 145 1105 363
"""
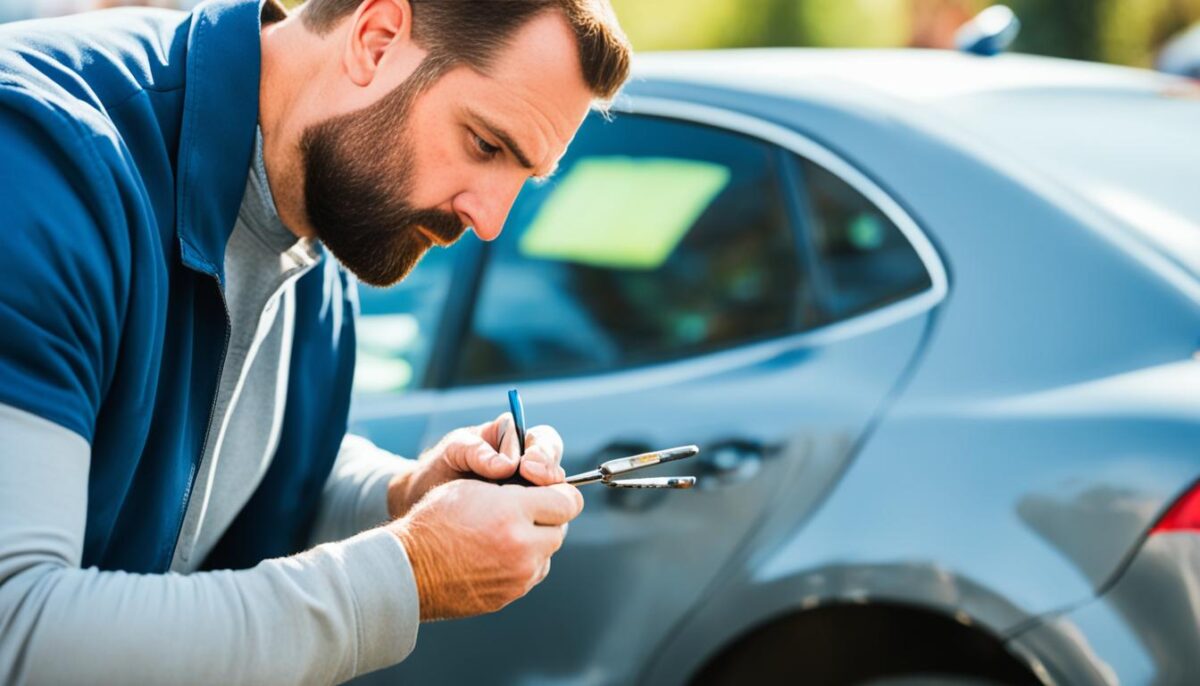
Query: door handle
697 440 766 489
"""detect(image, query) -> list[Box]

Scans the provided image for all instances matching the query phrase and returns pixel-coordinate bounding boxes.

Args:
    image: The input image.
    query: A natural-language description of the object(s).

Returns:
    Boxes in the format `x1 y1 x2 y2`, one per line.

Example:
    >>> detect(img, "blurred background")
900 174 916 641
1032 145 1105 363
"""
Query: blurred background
4 0 1200 70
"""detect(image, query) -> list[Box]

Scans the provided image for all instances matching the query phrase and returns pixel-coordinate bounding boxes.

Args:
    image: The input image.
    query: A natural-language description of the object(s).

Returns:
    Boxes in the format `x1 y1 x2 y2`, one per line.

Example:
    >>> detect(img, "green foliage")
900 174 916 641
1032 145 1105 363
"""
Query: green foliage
798 0 910 47
605 0 748 51
281 0 1200 67
608 0 1200 66
610 0 910 50
1097 0 1200 66
1006 0 1103 60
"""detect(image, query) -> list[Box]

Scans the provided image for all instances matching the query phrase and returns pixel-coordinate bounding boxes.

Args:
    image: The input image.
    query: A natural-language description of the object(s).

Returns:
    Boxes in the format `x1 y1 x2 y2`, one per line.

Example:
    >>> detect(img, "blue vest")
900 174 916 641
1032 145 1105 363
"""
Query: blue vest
0 0 357 572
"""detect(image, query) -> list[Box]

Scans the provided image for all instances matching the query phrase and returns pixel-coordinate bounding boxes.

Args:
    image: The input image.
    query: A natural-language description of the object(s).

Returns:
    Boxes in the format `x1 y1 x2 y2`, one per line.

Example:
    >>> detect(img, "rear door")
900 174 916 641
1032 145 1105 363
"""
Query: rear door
356 103 944 686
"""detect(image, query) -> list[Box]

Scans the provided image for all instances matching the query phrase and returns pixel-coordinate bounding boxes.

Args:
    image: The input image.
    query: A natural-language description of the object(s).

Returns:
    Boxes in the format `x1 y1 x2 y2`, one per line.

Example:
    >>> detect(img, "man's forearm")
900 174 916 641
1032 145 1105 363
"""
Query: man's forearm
0 405 419 685
4 531 417 685
310 434 417 546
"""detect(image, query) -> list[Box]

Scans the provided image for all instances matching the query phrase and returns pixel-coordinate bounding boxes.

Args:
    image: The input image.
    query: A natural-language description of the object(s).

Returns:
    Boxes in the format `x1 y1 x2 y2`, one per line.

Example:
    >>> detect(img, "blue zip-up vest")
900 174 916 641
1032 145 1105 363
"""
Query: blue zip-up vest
0 0 357 573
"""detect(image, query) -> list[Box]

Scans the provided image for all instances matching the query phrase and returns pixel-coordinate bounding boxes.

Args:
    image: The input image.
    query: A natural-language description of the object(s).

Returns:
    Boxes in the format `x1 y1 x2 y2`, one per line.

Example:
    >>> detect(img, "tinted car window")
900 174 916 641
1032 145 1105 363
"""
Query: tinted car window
353 245 455 394
798 158 931 319
455 114 804 385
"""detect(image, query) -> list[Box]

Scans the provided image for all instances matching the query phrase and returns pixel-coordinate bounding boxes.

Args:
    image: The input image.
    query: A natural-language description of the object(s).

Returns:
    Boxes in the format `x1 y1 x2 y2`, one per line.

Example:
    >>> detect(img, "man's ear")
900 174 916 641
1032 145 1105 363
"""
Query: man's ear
343 0 415 87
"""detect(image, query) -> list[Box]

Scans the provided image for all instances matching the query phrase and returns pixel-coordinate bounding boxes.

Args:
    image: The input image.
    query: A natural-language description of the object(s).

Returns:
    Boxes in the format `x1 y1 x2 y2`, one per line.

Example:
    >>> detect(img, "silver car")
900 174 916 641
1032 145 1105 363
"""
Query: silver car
351 48 1200 685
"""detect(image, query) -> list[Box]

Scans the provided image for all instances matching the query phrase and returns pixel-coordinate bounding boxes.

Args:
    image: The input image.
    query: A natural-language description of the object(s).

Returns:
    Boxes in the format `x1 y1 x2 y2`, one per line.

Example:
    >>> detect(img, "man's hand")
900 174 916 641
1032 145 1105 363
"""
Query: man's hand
389 479 583 621
387 414 566 518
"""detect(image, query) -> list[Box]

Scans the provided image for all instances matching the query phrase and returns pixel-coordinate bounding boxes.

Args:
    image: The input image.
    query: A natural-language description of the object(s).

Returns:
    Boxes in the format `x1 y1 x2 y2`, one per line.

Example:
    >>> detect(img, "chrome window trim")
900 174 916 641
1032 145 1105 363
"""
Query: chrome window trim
609 96 950 341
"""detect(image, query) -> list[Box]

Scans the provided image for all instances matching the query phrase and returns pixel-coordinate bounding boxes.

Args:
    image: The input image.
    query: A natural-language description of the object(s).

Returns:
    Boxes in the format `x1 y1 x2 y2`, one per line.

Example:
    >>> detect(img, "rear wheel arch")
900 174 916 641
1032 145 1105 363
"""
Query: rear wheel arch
687 602 1044 685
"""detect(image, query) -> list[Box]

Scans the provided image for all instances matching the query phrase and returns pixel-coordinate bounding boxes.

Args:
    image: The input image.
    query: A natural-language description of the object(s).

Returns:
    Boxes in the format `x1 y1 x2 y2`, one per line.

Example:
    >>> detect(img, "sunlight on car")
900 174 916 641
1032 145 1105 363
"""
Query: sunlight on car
519 156 731 269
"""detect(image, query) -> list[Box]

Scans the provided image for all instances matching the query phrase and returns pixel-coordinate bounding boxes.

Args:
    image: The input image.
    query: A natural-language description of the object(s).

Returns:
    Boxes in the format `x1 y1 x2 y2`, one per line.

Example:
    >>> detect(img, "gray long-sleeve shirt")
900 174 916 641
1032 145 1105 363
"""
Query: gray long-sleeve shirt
0 132 421 685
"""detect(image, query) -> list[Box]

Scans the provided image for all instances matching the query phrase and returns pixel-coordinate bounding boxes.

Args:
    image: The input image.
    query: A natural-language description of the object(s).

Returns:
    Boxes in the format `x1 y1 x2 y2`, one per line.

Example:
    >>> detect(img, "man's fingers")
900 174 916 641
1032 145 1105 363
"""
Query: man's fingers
518 426 565 485
524 426 564 466
516 483 584 526
452 416 564 484
525 524 568 559
535 558 552 586
443 432 515 480
498 415 521 463
477 413 510 450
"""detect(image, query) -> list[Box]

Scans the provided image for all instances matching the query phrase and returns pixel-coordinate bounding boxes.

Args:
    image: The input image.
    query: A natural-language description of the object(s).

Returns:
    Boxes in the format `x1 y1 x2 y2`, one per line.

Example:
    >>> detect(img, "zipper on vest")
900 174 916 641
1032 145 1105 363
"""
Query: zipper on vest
168 272 232 570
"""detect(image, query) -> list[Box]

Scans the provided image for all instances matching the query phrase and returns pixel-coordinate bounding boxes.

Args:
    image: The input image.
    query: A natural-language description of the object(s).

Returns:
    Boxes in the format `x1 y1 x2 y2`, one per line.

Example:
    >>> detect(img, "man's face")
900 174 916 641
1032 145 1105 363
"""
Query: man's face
299 10 594 287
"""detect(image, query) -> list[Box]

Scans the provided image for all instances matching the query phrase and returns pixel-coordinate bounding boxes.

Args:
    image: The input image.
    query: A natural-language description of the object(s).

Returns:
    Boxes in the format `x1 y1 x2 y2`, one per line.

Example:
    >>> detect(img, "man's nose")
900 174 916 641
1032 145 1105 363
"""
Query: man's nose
455 183 524 242
470 217 504 242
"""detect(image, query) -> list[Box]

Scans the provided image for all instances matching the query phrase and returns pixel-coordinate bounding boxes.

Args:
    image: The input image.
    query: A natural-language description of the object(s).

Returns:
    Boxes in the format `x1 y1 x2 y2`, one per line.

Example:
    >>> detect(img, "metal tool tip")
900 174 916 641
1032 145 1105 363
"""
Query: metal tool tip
660 445 700 461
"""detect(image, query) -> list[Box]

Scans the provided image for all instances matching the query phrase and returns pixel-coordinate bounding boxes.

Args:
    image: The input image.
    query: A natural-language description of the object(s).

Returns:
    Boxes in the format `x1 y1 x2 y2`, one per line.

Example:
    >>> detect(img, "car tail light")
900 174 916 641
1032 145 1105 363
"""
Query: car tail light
1151 481 1200 534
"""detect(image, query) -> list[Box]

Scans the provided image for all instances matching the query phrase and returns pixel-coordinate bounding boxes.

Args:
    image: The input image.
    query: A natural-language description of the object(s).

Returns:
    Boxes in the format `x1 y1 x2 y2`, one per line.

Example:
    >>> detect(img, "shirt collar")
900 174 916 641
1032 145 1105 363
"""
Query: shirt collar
174 0 268 283
239 127 319 263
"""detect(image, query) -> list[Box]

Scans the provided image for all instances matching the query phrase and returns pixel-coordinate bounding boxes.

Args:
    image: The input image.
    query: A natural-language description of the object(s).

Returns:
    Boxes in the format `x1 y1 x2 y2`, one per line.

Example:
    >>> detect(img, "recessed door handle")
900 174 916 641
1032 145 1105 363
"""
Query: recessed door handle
697 440 765 489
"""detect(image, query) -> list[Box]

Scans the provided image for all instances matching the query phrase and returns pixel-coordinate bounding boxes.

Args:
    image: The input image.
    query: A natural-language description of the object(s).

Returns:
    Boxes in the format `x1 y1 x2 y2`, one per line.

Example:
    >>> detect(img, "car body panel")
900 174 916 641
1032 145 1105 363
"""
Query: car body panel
360 282 936 686
630 49 1177 110
1008 534 1200 685
620 67 1200 613
644 363 1200 684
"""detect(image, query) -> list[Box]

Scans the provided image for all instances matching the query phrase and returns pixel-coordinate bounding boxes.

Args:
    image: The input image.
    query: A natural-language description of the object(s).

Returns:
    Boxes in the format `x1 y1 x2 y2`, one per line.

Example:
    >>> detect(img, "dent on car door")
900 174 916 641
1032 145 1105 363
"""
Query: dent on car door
361 109 940 686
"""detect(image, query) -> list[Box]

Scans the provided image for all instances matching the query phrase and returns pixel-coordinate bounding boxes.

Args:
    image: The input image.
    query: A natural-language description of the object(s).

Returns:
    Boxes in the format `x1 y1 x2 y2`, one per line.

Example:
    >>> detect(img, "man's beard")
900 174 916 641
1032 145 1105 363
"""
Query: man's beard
299 61 466 287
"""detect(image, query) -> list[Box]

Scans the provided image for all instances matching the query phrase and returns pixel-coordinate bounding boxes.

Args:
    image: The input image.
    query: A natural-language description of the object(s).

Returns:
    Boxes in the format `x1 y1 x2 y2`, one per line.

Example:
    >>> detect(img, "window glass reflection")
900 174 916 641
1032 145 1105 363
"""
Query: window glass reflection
800 158 931 318
456 114 803 385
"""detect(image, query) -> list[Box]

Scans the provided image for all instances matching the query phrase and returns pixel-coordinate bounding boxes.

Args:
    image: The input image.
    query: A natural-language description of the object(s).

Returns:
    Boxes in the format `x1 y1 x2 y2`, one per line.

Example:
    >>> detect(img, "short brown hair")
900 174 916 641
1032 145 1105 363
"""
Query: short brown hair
301 0 631 102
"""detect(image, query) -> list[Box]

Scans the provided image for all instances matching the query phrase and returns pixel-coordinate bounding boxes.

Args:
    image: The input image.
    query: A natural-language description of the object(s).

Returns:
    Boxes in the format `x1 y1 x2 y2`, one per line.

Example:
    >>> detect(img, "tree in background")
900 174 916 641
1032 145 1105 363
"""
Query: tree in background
1096 0 1200 65
11 0 1197 69
609 0 1200 67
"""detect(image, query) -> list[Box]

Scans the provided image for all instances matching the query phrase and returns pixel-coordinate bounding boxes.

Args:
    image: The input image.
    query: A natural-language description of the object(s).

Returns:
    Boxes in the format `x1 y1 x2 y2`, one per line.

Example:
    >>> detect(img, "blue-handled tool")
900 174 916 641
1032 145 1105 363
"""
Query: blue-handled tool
508 388 526 456
497 389 532 486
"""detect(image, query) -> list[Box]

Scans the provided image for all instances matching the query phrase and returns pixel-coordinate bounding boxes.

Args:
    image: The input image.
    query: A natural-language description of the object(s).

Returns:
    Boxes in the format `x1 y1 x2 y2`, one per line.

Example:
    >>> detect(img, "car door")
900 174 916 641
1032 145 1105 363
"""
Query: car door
356 102 944 686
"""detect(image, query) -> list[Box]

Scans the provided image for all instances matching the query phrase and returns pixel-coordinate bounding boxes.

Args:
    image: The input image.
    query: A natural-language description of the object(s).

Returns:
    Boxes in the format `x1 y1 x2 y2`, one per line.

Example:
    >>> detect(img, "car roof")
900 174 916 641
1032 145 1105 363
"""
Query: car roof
631 48 1177 106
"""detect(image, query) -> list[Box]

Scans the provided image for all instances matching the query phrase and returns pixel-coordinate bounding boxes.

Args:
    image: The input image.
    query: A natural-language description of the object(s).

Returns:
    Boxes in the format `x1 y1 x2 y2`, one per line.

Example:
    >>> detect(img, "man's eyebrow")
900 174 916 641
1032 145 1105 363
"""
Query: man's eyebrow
468 108 536 172
534 160 560 183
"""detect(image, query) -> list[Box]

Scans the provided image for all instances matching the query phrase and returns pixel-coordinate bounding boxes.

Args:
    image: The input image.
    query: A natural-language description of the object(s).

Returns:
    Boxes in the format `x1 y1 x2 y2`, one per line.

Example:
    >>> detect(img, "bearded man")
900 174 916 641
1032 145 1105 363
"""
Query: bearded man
0 0 630 682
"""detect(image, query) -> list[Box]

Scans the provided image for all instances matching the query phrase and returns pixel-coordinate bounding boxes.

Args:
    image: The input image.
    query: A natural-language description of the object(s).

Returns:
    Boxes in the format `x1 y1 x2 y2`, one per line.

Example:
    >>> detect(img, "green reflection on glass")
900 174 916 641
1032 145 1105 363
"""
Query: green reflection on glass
848 213 885 251
520 157 731 270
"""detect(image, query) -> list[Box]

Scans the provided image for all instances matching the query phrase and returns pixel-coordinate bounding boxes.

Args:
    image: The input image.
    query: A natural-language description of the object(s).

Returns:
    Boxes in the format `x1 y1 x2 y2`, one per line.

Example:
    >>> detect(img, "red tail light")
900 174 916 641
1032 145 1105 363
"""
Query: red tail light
1151 482 1200 534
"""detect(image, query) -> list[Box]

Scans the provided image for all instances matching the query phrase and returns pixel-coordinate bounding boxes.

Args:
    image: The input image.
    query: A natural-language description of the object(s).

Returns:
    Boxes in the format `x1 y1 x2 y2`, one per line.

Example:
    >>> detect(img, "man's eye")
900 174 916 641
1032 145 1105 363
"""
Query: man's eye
473 133 501 158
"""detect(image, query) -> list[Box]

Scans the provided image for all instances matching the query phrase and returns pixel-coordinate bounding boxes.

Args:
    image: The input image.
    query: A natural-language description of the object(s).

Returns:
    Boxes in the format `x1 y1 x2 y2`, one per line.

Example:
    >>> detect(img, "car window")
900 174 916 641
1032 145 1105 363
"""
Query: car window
353 245 456 394
797 157 932 319
454 113 805 386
